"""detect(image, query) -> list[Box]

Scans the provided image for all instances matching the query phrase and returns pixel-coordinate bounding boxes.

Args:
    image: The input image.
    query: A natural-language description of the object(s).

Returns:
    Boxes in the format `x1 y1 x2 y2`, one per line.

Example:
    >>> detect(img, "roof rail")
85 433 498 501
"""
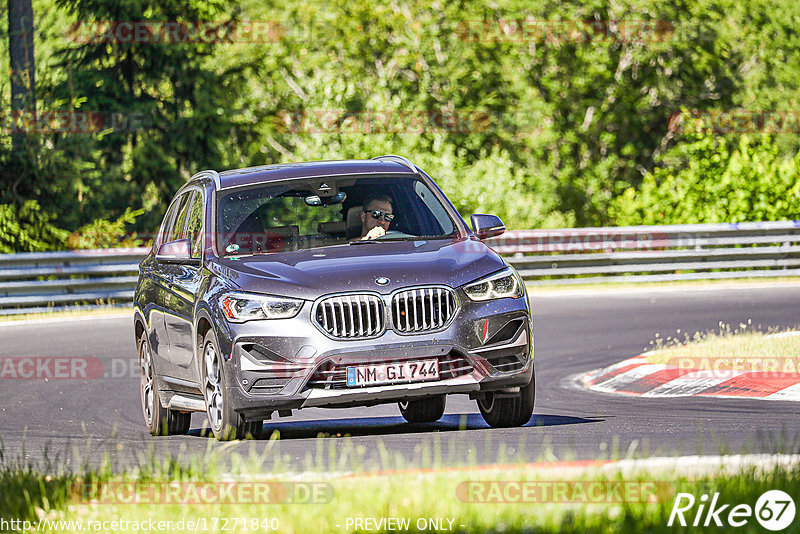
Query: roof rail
372 155 419 174
189 169 221 190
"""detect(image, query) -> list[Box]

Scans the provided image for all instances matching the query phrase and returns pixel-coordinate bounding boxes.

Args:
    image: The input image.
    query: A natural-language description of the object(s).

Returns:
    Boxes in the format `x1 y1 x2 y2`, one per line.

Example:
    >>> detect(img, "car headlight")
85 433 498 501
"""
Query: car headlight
463 267 524 301
220 292 304 322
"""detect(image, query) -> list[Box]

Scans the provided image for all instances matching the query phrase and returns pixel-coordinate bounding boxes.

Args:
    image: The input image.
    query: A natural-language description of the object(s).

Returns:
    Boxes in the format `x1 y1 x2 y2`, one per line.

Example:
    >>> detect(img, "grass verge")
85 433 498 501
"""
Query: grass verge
2 447 800 533
645 324 800 370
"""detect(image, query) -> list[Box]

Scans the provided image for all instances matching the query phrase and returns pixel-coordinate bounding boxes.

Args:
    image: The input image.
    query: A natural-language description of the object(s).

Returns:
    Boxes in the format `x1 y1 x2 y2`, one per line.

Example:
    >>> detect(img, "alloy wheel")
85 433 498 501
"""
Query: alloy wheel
204 343 224 432
139 338 154 427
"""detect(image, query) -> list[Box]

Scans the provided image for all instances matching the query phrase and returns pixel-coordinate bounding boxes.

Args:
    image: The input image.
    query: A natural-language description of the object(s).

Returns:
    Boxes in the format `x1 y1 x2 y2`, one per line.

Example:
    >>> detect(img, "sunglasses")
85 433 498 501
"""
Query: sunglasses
364 209 395 222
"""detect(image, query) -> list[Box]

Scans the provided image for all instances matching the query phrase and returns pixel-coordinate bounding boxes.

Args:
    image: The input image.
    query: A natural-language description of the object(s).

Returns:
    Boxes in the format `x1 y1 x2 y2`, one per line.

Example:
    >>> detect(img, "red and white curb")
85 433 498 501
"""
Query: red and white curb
581 354 800 401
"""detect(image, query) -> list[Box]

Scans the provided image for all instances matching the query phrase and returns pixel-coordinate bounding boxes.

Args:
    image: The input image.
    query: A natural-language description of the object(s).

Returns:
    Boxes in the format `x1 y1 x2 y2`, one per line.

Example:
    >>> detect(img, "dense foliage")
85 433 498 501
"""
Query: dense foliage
610 133 800 225
1 0 799 251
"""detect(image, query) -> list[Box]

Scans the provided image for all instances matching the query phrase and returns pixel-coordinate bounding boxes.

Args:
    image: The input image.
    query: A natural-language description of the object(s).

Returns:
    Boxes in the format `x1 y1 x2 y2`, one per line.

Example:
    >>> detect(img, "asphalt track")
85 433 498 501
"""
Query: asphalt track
2 284 800 472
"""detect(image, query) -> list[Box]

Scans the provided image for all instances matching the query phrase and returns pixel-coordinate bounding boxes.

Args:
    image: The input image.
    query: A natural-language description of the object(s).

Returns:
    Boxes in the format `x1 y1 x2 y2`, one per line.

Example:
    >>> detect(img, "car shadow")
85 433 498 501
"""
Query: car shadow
190 413 602 440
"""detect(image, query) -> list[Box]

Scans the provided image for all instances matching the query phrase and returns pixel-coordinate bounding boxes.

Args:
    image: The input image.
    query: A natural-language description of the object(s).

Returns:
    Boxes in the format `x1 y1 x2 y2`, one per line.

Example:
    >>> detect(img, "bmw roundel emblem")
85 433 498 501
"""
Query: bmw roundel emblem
375 277 390 286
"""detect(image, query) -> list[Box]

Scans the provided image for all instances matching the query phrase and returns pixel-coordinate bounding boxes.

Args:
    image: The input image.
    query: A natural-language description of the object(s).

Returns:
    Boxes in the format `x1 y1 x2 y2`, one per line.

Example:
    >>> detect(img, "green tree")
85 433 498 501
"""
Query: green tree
48 0 258 230
7 0 35 150
237 0 800 226
0 200 68 252
3 0 800 253
609 133 800 225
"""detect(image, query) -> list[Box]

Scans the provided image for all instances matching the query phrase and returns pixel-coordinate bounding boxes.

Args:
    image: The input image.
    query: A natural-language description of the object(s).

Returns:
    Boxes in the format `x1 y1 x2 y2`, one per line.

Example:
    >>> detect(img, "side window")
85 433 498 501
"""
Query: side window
167 193 192 243
186 191 204 258
413 180 452 234
156 197 182 249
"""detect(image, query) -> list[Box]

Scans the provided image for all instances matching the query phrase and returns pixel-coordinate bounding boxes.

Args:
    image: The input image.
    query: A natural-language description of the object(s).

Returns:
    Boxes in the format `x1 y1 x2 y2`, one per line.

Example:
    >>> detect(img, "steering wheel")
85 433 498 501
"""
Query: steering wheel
377 230 414 239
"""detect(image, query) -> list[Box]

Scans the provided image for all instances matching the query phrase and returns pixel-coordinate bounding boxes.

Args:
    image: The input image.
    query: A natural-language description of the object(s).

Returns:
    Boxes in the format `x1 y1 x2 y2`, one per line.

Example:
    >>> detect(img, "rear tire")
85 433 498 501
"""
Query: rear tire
138 330 191 436
477 370 535 428
398 395 446 423
201 330 262 440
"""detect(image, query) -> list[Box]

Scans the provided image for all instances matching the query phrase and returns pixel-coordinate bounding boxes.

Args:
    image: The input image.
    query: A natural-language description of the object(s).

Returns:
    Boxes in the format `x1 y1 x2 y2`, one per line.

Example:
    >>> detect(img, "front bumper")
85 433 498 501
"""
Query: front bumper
215 296 534 420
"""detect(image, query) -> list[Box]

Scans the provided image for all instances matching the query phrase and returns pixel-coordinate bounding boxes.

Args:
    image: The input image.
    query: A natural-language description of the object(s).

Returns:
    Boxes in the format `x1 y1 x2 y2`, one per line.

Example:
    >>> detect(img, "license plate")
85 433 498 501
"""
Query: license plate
346 359 439 387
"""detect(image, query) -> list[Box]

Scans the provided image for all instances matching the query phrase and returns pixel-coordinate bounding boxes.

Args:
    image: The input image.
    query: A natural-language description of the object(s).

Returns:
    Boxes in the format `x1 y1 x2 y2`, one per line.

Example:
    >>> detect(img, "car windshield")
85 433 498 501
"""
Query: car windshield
216 175 459 255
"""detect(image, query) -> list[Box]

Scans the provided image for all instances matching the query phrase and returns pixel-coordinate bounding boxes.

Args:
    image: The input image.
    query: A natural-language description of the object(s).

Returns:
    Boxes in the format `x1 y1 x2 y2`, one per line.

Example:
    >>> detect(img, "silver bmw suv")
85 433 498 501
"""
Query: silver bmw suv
133 155 534 440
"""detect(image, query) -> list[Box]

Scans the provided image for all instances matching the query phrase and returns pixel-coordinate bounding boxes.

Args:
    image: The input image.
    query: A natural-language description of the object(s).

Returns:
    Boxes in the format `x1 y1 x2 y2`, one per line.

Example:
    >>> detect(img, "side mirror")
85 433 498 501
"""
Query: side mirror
471 214 506 240
156 239 197 263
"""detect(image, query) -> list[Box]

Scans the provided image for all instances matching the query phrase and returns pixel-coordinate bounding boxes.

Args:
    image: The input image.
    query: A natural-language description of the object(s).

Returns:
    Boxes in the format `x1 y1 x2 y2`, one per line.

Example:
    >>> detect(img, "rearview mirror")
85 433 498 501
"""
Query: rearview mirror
156 239 198 263
305 192 347 206
471 214 506 240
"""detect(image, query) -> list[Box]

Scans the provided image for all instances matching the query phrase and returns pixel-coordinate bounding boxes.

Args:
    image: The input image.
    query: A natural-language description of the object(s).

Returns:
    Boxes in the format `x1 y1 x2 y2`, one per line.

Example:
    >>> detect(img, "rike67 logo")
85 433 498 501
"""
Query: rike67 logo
668 490 796 531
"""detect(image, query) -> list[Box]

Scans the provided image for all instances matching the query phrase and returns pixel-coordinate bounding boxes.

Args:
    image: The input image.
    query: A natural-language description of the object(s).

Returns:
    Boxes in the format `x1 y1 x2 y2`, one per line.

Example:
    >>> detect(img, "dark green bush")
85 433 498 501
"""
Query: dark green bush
609 133 800 225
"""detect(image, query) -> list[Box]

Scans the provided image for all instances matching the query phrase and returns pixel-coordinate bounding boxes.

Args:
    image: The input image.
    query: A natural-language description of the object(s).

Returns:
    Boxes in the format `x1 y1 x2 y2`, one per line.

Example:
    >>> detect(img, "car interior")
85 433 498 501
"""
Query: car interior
221 176 454 255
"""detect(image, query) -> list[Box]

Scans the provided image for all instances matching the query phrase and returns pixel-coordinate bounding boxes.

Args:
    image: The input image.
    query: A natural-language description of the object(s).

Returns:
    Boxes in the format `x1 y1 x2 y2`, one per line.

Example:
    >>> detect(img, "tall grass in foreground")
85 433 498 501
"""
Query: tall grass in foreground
2 438 800 533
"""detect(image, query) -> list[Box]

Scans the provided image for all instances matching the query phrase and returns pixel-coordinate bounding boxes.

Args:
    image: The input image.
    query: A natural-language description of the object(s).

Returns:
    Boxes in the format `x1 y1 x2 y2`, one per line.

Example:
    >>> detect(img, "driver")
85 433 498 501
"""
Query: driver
360 193 394 240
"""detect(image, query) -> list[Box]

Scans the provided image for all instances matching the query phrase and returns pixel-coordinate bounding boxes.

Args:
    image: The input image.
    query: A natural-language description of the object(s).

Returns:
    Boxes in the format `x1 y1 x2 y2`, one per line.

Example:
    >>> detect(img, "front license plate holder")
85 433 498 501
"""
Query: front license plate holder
346 359 439 387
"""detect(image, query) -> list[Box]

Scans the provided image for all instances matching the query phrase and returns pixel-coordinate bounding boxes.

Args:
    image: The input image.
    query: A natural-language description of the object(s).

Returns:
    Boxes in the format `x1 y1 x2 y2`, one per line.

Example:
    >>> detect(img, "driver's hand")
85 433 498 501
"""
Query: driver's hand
362 226 386 240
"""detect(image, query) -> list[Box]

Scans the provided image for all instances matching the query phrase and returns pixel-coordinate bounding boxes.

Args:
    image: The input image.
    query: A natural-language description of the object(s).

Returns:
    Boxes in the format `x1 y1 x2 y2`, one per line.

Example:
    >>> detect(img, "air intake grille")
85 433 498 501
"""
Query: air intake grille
314 294 384 339
391 287 457 333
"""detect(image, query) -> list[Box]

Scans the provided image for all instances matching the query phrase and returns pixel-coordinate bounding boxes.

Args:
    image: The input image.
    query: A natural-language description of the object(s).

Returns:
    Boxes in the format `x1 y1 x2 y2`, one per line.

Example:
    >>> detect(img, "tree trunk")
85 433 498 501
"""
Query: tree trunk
8 0 35 150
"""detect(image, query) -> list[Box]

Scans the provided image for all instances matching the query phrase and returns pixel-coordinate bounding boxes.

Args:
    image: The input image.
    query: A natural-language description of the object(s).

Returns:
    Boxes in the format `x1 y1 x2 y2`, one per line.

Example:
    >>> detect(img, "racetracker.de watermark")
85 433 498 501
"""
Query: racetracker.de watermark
668 110 800 134
66 19 676 45
667 356 800 377
457 19 675 44
67 20 285 44
271 110 538 135
0 357 132 380
35 228 701 255
0 110 151 134
485 229 697 253
75 481 333 505
456 480 675 503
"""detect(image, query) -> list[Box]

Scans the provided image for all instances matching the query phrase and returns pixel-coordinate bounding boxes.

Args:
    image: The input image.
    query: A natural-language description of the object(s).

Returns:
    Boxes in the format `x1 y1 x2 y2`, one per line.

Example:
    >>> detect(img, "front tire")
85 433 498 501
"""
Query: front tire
398 395 446 423
202 330 262 440
138 330 191 436
477 370 535 428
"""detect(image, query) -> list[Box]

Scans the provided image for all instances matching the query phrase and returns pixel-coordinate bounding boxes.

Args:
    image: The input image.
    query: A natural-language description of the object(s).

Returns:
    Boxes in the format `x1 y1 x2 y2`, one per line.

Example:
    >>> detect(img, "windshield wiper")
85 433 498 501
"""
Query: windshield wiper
349 239 381 245
350 239 409 245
